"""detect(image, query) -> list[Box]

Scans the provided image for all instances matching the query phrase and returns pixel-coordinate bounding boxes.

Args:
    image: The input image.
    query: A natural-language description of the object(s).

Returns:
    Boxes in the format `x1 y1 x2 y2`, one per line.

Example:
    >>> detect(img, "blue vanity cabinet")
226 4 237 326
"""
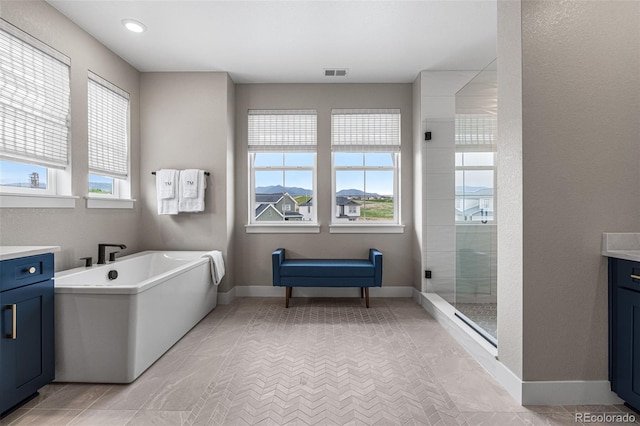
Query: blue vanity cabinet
616 288 640 408
608 257 640 411
0 253 55 416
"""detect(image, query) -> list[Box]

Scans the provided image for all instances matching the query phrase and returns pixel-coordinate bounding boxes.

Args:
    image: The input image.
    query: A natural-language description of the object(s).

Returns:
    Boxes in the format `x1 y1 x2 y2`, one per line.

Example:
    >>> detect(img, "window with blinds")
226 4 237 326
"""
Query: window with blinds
248 110 317 224
88 72 129 185
248 110 317 152
331 109 401 152
331 109 401 224
455 113 496 145
0 20 70 194
455 113 496 222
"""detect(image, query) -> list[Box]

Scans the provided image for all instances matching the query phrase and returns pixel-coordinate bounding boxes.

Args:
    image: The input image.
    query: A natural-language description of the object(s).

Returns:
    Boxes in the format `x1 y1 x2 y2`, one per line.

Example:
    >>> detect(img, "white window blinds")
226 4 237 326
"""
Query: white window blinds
0 20 70 169
88 72 129 179
331 109 401 152
455 114 496 145
248 109 317 152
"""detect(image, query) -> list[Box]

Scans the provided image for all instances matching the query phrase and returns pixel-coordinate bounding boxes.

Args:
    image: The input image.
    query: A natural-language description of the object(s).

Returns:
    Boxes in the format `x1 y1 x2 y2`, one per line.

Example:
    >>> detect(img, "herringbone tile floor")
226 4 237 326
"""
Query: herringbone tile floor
2 298 637 425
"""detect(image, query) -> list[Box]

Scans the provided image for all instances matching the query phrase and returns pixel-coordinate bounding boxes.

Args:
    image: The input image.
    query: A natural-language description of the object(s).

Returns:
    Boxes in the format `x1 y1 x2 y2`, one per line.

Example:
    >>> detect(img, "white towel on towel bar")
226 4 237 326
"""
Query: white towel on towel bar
156 169 179 215
202 250 225 285
157 169 177 199
178 169 206 212
180 169 199 198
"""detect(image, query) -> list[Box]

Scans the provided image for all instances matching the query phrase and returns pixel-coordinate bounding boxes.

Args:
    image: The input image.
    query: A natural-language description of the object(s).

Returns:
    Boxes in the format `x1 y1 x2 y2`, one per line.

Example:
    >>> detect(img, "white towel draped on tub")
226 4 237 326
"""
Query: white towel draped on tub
156 169 179 215
202 250 225 285
179 169 206 212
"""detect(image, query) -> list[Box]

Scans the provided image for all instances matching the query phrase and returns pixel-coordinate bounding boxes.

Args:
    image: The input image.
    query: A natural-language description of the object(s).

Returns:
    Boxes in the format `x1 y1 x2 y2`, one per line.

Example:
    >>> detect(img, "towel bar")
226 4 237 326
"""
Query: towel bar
152 171 210 176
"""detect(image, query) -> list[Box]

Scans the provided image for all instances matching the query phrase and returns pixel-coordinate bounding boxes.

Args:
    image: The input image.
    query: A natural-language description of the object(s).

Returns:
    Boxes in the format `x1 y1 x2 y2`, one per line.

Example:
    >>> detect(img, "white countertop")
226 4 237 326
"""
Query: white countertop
0 246 60 261
602 233 640 262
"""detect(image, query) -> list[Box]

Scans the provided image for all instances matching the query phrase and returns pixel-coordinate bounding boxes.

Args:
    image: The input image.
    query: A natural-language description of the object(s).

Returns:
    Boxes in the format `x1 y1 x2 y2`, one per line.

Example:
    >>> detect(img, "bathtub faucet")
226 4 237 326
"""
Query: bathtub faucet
98 243 127 264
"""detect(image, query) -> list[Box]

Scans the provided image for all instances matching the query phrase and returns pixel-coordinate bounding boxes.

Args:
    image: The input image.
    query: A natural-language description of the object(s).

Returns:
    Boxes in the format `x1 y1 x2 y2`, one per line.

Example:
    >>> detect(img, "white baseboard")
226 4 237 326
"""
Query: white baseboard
217 287 236 305
521 381 622 405
235 285 414 298
417 290 622 406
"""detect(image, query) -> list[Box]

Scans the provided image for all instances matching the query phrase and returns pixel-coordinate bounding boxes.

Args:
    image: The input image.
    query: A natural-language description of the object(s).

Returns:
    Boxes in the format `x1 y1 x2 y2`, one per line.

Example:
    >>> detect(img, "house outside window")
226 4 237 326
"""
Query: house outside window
88 72 130 200
248 110 317 225
0 21 71 198
331 109 401 225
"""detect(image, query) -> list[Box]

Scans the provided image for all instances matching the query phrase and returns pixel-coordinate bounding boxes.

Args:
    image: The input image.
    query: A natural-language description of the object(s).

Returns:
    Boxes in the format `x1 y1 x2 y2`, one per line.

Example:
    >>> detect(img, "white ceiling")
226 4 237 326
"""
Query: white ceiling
47 0 497 84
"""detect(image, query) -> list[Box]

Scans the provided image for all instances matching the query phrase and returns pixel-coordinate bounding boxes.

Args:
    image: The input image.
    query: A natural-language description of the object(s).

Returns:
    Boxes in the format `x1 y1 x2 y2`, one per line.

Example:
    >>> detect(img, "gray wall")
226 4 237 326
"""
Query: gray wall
0 0 141 271
498 0 640 381
139 72 235 293
234 84 414 287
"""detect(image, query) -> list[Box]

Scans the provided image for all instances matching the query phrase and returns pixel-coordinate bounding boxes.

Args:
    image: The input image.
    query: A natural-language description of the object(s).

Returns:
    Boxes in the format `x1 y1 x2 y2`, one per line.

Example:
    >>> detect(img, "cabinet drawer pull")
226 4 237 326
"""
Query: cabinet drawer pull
28 266 36 274
8 304 17 339
631 274 640 281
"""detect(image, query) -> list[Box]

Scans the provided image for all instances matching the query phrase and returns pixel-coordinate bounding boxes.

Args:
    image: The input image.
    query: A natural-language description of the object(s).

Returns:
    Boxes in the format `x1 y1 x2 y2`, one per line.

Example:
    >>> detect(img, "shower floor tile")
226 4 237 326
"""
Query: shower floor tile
455 302 497 339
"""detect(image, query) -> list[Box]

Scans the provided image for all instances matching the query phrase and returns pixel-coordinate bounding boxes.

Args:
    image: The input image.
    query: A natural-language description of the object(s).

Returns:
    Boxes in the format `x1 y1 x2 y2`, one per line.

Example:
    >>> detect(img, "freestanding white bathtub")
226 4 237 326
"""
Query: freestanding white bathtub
54 251 219 383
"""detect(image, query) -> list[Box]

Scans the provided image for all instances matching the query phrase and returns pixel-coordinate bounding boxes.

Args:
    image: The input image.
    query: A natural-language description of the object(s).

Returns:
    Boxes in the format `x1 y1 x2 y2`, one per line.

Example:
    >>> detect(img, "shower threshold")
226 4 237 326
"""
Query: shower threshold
455 310 497 347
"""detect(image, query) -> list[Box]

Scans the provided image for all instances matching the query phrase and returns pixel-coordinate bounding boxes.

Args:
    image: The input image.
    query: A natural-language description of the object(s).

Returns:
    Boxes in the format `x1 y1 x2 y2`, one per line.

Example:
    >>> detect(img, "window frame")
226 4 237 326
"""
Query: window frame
88 173 120 199
87 72 132 202
454 147 496 223
0 160 57 195
454 112 497 224
331 151 400 225
0 20 73 205
248 151 318 226
329 109 403 232
246 109 319 233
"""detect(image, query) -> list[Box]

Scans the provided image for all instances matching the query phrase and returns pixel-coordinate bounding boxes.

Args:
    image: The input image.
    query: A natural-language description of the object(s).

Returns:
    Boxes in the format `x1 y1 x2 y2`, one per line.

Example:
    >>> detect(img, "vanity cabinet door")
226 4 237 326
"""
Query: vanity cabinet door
616 287 640 410
0 279 54 415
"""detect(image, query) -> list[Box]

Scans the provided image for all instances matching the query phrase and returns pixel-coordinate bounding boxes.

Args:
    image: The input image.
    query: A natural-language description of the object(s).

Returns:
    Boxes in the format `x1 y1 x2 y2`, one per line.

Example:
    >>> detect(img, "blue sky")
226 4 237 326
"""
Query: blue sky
0 160 113 186
336 170 393 195
256 170 313 192
254 152 395 195
89 174 113 183
455 152 494 189
455 170 494 189
0 160 48 185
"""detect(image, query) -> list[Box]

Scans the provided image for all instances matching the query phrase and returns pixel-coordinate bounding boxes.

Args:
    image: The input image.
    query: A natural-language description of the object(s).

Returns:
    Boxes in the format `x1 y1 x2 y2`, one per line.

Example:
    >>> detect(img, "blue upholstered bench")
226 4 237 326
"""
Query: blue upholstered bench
272 248 383 308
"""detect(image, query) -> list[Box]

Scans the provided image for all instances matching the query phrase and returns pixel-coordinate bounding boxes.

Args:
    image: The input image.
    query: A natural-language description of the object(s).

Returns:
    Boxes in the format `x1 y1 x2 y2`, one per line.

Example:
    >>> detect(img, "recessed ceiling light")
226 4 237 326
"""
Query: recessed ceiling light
122 19 146 33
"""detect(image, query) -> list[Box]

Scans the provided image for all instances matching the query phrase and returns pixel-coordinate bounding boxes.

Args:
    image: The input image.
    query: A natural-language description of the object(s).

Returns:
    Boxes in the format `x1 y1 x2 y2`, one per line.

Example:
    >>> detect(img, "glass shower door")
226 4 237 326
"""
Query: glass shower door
454 60 498 345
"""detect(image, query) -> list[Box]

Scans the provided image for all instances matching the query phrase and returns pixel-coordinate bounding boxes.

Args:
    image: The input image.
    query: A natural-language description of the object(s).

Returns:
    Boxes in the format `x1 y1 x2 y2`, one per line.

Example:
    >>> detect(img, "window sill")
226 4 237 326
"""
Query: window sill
0 193 78 209
86 197 136 209
245 223 321 234
329 223 405 234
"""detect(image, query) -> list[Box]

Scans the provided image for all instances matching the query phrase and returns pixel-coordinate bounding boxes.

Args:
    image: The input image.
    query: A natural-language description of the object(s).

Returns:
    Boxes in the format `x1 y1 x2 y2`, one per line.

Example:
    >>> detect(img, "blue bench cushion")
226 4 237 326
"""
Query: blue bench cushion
280 259 374 277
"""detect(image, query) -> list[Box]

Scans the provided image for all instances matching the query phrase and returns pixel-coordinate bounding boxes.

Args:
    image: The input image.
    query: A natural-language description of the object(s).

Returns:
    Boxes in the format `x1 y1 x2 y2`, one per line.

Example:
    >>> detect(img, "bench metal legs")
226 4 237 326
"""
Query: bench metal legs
284 286 369 308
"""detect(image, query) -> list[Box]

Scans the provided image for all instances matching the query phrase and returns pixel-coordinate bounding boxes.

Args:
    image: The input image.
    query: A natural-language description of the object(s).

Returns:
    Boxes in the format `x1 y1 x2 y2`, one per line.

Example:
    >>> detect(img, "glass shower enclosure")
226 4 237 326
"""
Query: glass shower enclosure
453 60 498 345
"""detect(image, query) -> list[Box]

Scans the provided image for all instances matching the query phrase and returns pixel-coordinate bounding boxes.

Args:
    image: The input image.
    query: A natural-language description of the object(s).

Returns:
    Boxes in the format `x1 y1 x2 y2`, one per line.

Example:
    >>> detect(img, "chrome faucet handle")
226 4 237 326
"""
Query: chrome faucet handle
108 251 119 262
80 256 93 267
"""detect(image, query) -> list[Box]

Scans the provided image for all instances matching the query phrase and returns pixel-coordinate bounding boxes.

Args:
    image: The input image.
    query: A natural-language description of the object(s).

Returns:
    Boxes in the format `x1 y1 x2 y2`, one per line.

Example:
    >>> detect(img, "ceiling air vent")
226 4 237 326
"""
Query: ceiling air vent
324 68 348 77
